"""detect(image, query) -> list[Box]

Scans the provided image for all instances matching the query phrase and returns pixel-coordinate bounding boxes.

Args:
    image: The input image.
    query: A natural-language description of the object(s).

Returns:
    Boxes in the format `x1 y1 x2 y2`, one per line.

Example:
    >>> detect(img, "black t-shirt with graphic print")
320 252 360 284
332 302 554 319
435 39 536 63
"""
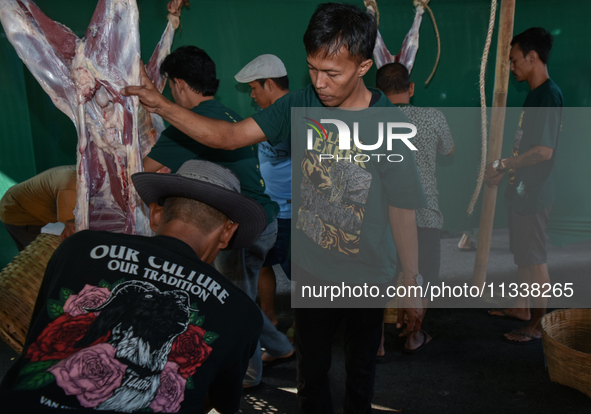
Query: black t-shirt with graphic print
0 230 262 414
252 85 427 284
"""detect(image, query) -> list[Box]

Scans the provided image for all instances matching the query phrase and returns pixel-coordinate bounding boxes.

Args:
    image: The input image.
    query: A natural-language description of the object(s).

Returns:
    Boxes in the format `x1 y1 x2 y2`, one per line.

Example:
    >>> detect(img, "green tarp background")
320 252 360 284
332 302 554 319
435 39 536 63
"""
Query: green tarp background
1 0 590 269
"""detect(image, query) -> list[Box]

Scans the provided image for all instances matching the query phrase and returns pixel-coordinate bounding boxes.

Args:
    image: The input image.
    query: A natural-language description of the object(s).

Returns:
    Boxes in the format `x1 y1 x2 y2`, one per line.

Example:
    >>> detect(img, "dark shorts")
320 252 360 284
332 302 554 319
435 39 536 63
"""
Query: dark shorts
508 205 552 266
417 227 441 285
396 227 441 286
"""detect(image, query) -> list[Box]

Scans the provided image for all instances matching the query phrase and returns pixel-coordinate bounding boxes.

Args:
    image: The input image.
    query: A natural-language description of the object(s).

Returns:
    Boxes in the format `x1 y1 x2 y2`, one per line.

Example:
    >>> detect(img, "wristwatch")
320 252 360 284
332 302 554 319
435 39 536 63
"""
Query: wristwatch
404 273 424 287
493 159 506 172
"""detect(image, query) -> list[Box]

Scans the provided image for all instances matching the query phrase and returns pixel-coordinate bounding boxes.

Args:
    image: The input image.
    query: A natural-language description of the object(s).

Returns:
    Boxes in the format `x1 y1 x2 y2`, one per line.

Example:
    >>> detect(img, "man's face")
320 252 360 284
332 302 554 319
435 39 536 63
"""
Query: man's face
307 46 370 107
248 80 274 109
509 44 533 83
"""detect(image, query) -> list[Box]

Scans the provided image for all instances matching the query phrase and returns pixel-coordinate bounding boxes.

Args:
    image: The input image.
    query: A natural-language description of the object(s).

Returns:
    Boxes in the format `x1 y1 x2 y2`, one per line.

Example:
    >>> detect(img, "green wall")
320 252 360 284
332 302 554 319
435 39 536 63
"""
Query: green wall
1 0 590 268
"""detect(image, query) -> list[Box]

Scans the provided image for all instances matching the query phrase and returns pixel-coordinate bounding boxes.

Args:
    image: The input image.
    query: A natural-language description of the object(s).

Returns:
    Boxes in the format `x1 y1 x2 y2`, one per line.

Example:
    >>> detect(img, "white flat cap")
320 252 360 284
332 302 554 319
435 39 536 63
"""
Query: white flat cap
235 54 287 83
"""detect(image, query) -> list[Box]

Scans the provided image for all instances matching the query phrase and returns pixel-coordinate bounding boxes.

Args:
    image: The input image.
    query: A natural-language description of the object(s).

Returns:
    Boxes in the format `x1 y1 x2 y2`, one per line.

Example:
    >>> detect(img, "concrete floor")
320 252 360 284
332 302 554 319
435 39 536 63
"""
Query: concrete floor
1 230 590 413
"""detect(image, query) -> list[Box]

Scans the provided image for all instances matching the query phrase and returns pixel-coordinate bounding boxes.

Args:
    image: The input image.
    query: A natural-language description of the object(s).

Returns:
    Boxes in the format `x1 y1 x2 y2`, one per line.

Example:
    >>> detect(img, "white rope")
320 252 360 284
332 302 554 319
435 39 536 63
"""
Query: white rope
364 0 380 26
423 3 440 85
412 1 441 85
467 0 498 215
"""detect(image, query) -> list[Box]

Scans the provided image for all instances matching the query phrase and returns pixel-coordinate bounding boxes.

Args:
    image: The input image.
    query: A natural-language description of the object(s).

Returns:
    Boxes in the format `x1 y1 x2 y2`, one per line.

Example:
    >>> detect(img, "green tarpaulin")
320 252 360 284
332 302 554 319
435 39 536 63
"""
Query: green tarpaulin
1 0 590 268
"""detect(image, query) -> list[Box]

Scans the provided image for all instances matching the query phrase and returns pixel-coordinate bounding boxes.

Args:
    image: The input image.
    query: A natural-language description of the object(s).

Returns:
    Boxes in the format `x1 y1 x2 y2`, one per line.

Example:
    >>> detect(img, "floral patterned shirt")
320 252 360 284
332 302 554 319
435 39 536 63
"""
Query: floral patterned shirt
397 105 454 229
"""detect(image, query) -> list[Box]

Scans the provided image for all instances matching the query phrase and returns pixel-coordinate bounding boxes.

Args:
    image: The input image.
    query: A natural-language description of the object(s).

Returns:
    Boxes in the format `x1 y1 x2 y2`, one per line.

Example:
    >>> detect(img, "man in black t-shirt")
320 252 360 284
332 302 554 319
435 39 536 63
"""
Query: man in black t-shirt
0 160 266 414
485 28 563 344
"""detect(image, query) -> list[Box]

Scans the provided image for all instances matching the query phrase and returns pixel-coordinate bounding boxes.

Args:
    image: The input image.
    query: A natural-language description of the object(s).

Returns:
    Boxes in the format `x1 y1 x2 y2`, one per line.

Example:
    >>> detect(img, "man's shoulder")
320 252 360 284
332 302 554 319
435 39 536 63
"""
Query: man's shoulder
63 229 140 244
194 99 244 123
59 229 120 249
368 88 395 108
53 231 151 264
546 78 564 106
274 85 319 107
398 105 447 127
400 105 443 116
59 231 187 260
60 231 259 309
251 86 317 134
527 78 564 107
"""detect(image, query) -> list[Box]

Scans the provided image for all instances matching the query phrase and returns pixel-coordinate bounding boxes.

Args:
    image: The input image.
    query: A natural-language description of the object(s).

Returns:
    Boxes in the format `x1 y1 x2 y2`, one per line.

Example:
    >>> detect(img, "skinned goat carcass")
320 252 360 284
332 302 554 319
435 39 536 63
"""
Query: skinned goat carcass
0 0 186 235
365 0 426 72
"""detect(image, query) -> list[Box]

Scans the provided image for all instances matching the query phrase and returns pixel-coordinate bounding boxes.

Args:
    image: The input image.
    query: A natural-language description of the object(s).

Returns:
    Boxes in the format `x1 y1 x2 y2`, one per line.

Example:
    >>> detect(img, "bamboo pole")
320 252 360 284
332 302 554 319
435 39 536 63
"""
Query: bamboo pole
472 0 516 287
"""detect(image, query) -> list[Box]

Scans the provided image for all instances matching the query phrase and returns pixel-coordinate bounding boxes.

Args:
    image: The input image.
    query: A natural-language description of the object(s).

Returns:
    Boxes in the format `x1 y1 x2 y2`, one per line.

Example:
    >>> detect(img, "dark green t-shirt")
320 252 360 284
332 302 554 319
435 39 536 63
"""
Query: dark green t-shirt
147 99 278 225
252 85 427 284
505 78 564 214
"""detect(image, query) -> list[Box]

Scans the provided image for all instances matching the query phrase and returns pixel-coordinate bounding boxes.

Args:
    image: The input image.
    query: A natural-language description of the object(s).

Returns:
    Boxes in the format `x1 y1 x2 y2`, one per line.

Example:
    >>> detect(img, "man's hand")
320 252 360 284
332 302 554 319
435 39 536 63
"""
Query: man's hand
484 162 505 187
397 294 424 334
121 63 169 113
61 220 76 241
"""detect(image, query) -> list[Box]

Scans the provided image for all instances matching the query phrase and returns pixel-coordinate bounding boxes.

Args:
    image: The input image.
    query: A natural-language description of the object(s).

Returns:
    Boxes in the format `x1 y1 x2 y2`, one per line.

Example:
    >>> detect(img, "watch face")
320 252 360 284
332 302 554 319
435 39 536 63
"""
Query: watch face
493 160 500 169
416 273 423 286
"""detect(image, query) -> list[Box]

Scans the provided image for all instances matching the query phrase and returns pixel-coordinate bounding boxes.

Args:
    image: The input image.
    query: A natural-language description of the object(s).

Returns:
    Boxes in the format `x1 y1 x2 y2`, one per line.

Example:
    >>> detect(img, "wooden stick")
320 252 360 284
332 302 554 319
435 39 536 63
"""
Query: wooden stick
472 0 516 287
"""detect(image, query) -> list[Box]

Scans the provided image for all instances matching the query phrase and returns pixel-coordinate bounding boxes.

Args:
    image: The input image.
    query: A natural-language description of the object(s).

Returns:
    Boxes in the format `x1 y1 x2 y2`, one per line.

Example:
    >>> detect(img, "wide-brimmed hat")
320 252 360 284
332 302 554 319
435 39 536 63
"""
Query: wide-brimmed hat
235 54 287 83
132 160 267 249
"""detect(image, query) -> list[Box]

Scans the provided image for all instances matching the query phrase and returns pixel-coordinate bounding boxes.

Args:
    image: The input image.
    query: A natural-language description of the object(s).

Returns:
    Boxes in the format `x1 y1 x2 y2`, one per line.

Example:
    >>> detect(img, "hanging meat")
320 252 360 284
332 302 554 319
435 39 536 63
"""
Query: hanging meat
365 0 440 83
0 0 188 235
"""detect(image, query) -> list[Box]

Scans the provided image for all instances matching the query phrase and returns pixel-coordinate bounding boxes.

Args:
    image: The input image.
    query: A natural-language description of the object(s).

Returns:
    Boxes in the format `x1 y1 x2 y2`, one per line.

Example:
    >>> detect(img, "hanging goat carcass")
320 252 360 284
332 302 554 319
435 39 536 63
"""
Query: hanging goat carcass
0 0 188 235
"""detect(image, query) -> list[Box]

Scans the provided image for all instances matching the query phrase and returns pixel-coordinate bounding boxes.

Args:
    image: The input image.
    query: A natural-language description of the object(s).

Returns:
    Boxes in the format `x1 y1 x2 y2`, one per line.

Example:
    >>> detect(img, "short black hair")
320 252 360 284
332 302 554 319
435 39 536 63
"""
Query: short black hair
256 76 290 91
160 46 220 96
511 27 554 64
162 197 227 234
303 2 377 63
375 62 411 95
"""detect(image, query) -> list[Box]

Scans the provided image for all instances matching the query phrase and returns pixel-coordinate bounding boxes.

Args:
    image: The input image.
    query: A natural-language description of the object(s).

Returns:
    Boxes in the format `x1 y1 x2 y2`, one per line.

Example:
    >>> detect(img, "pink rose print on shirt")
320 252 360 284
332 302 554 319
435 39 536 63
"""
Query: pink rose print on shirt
26 313 109 362
63 284 111 317
149 362 186 413
49 343 127 408
168 325 212 378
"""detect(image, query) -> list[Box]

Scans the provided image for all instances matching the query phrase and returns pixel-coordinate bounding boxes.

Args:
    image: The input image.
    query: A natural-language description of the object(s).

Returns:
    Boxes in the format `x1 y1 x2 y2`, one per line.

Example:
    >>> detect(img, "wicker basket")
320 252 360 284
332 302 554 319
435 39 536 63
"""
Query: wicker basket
384 299 398 324
384 272 403 324
0 233 61 353
541 308 591 398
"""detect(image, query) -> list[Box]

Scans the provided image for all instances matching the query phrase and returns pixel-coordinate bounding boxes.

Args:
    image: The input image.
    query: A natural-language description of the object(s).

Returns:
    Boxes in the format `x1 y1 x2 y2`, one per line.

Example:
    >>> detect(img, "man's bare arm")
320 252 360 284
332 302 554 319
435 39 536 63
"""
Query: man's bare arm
484 145 554 186
389 206 423 333
121 64 266 150
503 145 554 170
61 219 76 240
143 156 166 173
389 206 419 278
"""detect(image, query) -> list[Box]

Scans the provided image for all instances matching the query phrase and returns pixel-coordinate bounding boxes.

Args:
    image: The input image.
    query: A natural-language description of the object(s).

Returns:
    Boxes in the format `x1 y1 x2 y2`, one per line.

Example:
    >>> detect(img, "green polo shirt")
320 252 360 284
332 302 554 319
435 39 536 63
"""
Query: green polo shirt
148 99 278 225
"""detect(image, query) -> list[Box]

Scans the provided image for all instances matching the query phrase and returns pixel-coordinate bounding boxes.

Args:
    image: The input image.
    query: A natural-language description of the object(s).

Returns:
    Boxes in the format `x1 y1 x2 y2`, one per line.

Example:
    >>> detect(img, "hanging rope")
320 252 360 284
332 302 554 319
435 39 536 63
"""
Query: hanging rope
467 0 498 215
364 0 380 26
414 1 440 85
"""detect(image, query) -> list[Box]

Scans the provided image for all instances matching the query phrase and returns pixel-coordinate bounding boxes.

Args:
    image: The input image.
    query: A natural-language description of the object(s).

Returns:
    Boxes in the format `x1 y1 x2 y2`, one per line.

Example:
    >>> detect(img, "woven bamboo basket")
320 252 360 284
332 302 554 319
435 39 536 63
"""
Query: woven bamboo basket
0 233 61 353
541 308 591 398
384 273 403 324
384 301 398 324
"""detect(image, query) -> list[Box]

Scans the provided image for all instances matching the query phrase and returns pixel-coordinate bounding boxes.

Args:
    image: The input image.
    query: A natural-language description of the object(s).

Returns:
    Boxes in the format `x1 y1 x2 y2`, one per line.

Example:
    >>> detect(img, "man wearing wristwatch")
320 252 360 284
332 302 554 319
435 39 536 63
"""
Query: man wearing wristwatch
484 28 563 344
